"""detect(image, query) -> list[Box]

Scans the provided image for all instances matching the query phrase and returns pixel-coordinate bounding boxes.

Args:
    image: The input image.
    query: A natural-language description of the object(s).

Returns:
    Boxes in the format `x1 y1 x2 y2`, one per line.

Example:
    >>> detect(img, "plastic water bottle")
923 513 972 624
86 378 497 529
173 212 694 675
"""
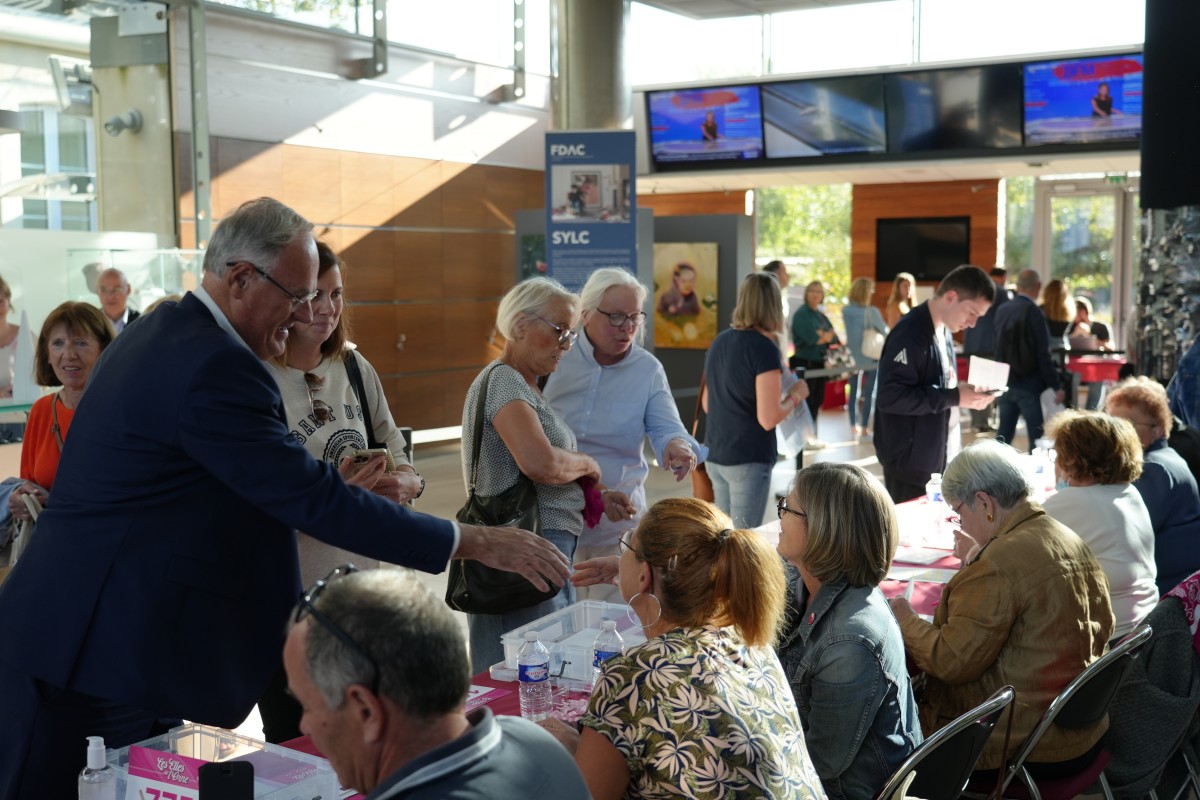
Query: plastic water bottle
78 736 116 800
518 630 552 722
925 472 943 506
592 619 625 686
1031 438 1057 495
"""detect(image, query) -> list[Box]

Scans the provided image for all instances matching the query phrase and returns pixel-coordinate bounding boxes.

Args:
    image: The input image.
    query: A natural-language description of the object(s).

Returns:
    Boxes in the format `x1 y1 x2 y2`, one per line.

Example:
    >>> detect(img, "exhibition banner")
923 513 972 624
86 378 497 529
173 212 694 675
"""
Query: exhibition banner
545 130 636 292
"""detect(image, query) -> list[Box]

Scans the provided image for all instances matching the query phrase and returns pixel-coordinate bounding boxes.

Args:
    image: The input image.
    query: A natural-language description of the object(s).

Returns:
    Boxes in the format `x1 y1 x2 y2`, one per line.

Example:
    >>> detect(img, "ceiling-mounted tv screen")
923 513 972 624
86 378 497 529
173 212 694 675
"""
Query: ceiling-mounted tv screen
762 75 887 158
1023 54 1143 146
647 85 764 165
876 217 971 283
885 66 1022 153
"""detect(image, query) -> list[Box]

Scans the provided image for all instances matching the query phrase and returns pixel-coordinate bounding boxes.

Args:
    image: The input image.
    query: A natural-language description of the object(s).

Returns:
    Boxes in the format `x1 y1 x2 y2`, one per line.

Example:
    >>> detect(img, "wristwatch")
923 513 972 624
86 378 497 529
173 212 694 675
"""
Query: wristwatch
412 473 425 499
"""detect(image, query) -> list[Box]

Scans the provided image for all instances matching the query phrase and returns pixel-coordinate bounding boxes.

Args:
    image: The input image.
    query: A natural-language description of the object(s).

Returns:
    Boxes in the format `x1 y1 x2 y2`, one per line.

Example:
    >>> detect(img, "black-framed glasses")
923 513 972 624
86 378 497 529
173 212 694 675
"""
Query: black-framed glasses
618 531 636 554
294 564 380 696
533 315 579 346
596 309 647 329
226 261 320 310
947 499 965 529
776 496 808 521
303 372 333 423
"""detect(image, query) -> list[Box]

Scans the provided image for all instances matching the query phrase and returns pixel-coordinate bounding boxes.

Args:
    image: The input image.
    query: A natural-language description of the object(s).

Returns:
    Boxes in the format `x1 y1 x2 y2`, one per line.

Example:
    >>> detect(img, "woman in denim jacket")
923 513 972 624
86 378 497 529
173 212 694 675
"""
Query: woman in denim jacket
776 463 922 800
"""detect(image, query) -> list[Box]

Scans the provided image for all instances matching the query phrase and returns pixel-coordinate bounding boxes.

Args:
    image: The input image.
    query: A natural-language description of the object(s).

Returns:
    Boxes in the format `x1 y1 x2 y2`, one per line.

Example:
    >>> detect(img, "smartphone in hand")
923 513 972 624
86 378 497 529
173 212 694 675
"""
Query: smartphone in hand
352 447 395 471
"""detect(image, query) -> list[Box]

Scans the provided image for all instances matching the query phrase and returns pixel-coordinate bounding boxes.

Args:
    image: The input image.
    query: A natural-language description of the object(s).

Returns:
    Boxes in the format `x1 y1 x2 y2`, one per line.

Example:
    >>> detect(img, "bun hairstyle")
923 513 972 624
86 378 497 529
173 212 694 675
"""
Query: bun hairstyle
634 498 786 648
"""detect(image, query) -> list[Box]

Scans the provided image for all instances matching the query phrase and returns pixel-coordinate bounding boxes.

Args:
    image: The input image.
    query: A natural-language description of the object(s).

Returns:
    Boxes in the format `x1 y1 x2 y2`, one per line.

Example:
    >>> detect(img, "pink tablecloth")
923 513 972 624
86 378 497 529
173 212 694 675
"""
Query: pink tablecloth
1066 355 1127 383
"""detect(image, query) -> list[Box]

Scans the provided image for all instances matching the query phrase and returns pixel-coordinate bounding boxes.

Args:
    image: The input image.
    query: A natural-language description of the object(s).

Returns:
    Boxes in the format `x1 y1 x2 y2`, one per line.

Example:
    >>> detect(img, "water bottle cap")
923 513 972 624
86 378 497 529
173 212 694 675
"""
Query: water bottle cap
930 473 941 480
523 630 539 642
602 619 616 631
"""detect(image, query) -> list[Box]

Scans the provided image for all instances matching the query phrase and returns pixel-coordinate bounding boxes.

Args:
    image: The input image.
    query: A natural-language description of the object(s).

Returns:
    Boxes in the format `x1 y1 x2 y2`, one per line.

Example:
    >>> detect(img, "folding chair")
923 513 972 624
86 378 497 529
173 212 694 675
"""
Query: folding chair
875 685 1016 800
997 624 1153 800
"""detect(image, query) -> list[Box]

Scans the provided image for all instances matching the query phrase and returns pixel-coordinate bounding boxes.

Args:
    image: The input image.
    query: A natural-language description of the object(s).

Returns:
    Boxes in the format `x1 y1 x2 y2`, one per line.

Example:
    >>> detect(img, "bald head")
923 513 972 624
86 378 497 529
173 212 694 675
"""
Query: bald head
1016 269 1042 297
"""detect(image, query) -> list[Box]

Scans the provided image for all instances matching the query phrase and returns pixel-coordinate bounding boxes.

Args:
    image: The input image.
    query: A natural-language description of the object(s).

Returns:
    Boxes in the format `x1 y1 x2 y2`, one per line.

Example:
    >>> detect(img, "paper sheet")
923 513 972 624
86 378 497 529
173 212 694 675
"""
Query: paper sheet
894 546 953 565
968 355 1010 392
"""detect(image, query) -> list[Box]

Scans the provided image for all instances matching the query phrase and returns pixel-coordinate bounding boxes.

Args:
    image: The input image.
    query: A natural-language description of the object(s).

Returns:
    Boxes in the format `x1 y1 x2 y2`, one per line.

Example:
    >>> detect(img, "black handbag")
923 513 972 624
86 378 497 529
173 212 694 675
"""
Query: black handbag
445 363 560 614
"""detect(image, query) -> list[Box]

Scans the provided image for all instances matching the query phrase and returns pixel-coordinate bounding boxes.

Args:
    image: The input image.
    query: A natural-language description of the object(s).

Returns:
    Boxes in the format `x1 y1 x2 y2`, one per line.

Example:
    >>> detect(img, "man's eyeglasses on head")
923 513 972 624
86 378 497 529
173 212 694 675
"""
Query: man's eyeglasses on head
533 316 579 346
776 496 807 521
596 310 647 329
303 372 333 423
294 564 380 696
227 261 319 311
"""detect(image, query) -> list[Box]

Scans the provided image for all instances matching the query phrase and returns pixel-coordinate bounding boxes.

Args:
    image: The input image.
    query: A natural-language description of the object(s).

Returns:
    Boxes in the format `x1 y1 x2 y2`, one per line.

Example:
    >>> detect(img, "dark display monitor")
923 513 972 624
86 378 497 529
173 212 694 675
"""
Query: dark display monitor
762 75 887 158
885 65 1022 153
876 217 971 283
1024 54 1143 146
647 85 764 165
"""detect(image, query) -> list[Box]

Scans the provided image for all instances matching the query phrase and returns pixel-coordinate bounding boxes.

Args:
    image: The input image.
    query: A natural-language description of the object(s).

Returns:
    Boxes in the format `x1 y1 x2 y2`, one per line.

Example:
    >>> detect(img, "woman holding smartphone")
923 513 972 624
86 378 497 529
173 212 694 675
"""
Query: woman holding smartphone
260 240 420 741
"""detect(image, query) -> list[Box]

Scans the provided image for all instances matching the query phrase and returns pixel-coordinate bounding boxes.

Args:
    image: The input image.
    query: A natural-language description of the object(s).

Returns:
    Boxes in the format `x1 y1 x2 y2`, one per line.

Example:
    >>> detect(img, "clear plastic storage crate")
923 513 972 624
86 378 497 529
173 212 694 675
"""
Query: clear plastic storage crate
492 600 646 682
104 723 339 799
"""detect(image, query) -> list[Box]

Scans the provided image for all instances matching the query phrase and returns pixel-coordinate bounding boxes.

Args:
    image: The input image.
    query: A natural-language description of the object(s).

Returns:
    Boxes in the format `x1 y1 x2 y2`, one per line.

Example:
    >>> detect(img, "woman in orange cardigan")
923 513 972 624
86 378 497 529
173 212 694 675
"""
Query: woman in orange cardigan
8 302 115 520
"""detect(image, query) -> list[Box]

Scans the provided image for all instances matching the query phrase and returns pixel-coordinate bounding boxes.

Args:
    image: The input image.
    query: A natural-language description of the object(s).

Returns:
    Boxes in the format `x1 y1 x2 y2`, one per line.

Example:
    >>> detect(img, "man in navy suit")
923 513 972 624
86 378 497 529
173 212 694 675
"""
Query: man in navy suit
0 197 570 798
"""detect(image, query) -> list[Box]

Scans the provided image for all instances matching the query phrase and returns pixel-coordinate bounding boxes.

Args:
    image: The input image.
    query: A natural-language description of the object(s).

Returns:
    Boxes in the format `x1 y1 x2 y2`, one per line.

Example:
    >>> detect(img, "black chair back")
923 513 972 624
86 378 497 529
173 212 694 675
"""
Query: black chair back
877 685 1016 800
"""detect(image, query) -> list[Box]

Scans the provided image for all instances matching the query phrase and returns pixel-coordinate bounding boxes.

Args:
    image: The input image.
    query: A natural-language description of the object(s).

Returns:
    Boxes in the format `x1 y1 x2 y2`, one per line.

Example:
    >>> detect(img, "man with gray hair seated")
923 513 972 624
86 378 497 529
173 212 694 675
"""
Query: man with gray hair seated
284 566 590 800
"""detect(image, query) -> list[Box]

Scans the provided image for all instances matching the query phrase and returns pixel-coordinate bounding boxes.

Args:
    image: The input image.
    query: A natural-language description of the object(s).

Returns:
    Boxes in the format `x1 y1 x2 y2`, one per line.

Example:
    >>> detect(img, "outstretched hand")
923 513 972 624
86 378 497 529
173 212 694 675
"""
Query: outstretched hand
571 555 620 588
455 524 572 592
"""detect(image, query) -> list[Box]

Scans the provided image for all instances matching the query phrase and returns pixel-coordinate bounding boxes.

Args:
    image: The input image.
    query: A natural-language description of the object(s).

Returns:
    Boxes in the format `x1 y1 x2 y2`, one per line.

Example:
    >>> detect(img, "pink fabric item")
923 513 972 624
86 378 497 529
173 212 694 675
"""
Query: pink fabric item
1166 570 1200 657
580 477 604 528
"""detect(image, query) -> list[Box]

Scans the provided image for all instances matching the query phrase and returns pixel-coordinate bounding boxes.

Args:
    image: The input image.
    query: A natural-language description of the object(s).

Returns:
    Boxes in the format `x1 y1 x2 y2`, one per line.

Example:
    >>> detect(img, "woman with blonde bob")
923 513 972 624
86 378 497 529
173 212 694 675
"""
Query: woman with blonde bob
842 278 889 437
552 497 827 800
1039 278 1073 349
890 438 1113 778
1043 410 1158 637
1104 377 1200 592
776 463 920 800
461 276 601 671
702 273 808 527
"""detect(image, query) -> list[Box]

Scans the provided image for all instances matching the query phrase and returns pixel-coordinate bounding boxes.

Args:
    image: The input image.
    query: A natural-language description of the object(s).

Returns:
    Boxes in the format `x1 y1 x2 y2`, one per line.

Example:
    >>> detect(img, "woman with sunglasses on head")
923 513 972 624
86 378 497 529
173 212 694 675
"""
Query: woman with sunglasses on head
261 241 418 741
544 268 703 602
546 497 827 800
462 276 602 672
776 463 920 800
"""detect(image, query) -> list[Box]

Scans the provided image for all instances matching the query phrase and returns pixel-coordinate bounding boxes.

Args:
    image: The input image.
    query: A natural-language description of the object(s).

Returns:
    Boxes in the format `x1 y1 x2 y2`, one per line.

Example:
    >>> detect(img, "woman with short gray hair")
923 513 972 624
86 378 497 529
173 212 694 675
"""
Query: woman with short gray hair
463 277 600 671
889 438 1114 777
545 268 702 601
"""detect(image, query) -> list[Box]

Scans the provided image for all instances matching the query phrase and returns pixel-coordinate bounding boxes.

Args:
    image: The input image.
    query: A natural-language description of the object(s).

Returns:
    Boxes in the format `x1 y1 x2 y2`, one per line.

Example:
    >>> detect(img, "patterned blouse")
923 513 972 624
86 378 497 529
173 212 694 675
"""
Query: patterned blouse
581 625 828 800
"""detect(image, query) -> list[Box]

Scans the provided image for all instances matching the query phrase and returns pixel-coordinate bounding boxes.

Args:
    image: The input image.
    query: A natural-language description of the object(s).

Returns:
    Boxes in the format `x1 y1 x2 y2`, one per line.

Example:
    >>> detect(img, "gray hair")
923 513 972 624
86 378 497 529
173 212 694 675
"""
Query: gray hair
942 438 1032 511
1016 268 1042 292
202 197 313 278
98 268 129 288
579 267 648 345
294 570 469 717
495 276 579 339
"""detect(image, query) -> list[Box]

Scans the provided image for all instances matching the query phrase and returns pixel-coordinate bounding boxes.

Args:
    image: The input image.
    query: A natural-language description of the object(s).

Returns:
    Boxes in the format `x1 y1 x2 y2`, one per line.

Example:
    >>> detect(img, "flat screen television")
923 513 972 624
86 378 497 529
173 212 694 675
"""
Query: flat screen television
1023 54 1143 146
762 75 887 158
646 85 764 166
885 65 1022 153
876 217 971 283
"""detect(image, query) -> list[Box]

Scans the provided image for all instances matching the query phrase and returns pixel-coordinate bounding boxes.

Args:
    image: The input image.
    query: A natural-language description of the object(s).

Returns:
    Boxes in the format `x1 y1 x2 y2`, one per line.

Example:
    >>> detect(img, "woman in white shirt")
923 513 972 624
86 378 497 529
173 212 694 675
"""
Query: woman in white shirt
1042 411 1158 639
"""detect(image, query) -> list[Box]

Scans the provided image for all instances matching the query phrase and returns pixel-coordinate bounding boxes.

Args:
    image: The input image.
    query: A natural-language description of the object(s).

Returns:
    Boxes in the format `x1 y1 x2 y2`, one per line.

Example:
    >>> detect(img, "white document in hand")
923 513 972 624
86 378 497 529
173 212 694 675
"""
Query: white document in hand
968 355 1010 392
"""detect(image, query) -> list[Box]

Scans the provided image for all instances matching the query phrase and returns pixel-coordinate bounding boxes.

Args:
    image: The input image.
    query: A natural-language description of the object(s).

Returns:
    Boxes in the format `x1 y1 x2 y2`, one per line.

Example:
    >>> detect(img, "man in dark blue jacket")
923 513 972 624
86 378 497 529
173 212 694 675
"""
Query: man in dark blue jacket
875 265 996 503
992 268 1065 451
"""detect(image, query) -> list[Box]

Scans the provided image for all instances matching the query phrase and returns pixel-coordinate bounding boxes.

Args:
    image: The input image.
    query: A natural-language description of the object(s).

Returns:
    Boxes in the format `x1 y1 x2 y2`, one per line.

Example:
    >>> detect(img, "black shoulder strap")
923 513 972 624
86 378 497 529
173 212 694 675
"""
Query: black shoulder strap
466 362 502 492
342 350 380 449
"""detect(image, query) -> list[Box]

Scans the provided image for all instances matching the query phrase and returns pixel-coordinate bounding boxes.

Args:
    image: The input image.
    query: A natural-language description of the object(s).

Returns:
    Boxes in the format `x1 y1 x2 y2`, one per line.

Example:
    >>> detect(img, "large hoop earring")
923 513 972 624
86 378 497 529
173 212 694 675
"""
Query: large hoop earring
626 591 662 628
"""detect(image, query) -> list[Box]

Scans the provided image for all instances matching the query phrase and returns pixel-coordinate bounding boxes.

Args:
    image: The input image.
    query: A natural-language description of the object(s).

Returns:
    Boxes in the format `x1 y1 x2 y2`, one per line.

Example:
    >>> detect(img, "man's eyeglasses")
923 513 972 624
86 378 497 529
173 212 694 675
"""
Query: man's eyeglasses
294 564 380 696
533 316 579 346
776 496 808 521
227 261 320 310
303 372 333 423
596 309 647 329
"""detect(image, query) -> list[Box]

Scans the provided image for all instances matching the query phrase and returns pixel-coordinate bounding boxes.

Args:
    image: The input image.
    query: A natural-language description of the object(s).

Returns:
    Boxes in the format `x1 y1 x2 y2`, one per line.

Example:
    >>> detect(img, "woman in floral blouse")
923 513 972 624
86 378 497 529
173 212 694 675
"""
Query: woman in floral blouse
546 498 828 800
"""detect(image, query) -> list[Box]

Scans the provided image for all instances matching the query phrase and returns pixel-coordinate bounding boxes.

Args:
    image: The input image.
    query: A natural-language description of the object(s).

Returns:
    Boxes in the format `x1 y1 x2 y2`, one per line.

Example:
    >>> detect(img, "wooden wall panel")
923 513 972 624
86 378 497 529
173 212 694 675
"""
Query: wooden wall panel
851 180 1000 299
640 191 748 217
181 137 540 429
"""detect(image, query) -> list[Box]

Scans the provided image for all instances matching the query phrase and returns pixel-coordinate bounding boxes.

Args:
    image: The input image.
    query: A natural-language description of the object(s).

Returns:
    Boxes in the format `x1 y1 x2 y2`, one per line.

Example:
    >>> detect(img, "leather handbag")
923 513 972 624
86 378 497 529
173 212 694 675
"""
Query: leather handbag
691 371 714 502
861 328 886 361
445 363 560 614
